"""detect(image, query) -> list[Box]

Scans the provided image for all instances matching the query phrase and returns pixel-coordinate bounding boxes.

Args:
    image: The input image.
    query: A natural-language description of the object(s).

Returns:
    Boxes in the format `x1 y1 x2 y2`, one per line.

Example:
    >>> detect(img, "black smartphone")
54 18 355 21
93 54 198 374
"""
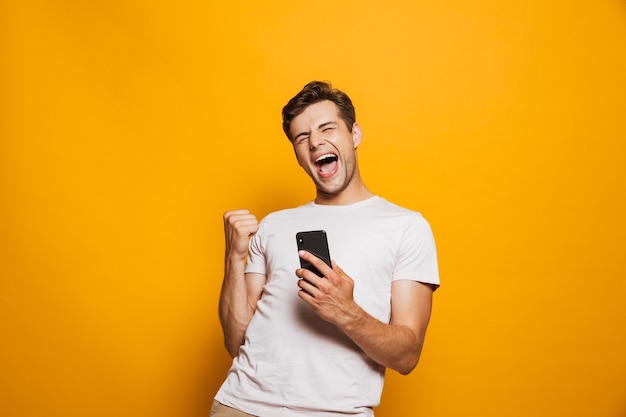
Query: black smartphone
296 230 331 277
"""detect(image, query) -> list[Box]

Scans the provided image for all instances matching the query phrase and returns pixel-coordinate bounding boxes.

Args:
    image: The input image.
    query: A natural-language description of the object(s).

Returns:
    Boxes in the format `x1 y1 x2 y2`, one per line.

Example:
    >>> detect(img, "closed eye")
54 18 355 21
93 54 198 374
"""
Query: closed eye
294 135 310 145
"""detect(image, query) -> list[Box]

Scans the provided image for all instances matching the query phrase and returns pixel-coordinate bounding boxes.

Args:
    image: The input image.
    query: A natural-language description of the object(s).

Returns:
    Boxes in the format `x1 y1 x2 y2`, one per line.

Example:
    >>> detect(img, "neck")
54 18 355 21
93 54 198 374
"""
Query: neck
314 180 374 206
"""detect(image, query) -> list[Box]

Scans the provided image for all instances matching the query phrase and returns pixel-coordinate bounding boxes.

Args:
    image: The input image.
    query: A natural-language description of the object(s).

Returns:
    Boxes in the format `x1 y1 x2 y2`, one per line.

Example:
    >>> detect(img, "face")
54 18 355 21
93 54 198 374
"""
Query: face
290 100 363 200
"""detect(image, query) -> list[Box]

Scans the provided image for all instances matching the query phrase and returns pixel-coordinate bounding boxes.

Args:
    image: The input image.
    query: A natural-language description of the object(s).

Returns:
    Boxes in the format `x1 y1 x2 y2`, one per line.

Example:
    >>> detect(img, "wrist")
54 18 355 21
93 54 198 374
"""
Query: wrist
225 248 247 262
224 251 247 275
338 303 367 332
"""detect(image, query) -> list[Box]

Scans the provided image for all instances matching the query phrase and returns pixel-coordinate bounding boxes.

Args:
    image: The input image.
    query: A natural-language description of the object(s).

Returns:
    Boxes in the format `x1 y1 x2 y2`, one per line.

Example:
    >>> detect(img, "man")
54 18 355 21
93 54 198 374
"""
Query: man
212 81 439 417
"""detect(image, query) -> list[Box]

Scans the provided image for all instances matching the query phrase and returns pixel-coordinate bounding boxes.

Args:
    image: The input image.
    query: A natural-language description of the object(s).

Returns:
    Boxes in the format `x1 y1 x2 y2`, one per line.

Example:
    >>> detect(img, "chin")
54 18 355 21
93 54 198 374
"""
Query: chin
316 183 346 197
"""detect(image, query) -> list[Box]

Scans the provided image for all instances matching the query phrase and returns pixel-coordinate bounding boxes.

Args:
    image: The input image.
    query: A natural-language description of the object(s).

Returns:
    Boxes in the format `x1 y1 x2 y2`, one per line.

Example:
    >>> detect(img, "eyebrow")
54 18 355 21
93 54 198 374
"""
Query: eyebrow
293 121 337 142
318 121 337 130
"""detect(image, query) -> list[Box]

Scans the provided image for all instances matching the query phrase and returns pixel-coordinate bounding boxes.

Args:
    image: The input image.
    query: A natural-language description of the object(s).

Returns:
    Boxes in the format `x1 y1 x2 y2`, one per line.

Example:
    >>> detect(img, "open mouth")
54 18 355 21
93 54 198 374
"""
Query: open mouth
315 153 338 176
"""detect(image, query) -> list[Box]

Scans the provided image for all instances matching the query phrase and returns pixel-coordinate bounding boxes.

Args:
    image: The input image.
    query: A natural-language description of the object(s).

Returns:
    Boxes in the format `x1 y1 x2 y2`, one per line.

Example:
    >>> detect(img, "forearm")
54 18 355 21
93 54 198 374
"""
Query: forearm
296 255 434 374
339 307 425 375
219 255 255 357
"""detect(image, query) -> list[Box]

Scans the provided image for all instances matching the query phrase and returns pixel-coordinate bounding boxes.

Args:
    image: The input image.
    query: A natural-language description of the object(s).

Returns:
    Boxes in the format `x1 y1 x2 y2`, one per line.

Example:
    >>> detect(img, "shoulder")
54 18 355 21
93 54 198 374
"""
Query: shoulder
374 197 429 222
257 202 315 227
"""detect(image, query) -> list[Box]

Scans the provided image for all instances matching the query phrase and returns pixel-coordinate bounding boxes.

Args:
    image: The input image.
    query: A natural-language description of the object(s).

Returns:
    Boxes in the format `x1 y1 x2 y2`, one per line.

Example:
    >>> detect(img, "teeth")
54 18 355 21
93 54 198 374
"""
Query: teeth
315 153 336 163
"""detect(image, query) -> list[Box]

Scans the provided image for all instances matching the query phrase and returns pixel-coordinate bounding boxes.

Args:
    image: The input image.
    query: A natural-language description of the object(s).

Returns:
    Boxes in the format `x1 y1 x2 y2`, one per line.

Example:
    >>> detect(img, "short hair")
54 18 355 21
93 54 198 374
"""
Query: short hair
282 81 356 141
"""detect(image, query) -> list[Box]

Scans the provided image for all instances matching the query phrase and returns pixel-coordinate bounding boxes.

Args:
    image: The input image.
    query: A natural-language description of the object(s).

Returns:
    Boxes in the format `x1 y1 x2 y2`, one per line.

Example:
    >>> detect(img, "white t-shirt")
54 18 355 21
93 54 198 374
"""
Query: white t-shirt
215 196 439 417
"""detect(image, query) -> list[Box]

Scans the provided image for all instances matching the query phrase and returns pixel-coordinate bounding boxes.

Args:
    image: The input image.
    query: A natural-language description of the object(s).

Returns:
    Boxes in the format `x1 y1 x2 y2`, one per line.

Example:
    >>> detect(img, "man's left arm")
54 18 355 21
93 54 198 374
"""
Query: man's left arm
297 253 434 375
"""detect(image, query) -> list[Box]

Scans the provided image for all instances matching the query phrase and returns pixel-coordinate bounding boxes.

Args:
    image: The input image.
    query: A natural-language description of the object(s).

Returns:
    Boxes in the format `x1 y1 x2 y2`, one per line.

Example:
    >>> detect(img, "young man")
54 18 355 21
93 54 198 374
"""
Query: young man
212 81 439 417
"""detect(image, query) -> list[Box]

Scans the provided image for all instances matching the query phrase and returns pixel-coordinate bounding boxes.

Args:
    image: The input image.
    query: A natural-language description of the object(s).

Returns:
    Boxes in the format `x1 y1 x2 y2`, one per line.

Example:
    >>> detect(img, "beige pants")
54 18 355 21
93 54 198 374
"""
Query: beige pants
210 401 257 417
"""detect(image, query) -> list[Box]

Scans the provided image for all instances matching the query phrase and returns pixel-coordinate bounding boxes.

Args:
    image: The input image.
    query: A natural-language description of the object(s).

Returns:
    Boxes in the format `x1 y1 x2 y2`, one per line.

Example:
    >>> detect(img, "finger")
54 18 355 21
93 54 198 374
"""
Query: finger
295 268 321 286
331 260 344 274
297 277 320 301
224 210 258 224
233 218 259 232
229 214 257 225
223 209 250 221
225 211 259 233
298 250 332 275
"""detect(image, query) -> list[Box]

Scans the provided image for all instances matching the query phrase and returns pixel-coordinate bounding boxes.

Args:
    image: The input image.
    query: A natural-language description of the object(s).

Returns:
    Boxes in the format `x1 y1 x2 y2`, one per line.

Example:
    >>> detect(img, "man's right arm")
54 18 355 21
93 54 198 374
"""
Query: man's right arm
219 210 265 358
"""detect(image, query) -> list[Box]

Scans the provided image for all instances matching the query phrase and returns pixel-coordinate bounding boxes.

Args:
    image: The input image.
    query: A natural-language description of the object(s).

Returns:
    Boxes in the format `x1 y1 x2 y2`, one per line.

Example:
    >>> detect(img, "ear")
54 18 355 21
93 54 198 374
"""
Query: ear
352 123 362 149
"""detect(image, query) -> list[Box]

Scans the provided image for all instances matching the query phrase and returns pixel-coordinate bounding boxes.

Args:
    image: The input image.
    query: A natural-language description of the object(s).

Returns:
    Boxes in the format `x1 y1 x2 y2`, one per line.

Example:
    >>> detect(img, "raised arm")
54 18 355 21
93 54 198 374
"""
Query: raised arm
219 210 265 358
296 253 434 374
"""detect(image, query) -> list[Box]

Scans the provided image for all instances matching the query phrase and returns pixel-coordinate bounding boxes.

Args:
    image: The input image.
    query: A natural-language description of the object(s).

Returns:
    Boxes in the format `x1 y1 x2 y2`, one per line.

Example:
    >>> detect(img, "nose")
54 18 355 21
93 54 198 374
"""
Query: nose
309 130 325 149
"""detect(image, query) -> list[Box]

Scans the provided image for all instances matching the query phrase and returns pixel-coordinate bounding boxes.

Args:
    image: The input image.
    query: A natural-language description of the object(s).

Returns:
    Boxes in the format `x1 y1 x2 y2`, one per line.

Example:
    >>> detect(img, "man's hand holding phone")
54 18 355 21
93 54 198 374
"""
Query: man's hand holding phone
296 244 359 327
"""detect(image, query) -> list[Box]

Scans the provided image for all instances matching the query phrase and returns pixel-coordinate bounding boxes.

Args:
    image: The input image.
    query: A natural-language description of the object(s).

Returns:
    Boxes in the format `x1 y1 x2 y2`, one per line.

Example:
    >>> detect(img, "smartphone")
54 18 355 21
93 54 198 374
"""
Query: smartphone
296 230 332 277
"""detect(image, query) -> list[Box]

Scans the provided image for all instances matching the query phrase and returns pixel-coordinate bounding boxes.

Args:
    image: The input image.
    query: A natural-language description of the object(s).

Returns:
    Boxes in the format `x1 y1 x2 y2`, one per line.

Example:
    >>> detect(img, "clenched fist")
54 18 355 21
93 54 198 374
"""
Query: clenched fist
223 209 259 260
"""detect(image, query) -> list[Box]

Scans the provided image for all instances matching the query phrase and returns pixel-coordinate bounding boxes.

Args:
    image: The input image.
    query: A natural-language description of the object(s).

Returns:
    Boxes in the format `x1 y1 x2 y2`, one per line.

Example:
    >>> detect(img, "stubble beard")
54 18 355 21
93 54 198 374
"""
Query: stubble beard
314 160 357 198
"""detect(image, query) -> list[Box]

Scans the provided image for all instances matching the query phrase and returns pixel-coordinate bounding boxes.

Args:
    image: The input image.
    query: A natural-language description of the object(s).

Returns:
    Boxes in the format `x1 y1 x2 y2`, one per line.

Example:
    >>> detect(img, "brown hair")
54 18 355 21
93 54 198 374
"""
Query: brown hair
282 81 356 141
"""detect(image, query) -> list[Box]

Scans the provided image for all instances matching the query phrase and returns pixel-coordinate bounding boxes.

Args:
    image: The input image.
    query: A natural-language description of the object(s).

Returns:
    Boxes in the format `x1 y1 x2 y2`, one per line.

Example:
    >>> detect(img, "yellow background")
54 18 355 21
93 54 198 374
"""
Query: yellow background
1 1 625 416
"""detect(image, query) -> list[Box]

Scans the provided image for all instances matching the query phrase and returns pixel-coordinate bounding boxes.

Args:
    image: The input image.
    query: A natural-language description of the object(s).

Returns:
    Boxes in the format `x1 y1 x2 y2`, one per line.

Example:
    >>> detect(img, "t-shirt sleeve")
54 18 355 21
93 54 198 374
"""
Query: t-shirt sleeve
392 214 440 288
